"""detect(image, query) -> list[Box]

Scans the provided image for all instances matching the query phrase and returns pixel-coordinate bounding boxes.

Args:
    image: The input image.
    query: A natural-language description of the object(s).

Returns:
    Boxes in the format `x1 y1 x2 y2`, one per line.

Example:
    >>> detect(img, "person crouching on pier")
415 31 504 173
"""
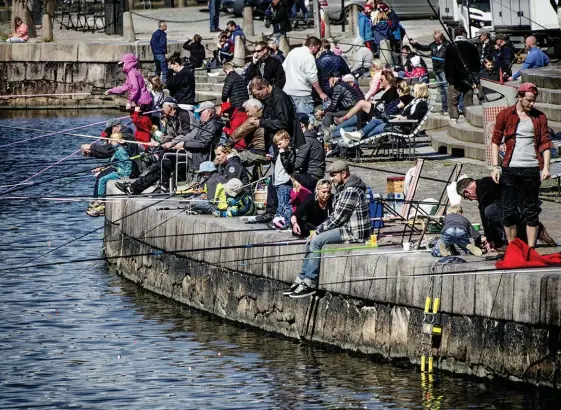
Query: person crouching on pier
105 54 153 111
285 160 370 298
437 205 482 257
87 133 132 217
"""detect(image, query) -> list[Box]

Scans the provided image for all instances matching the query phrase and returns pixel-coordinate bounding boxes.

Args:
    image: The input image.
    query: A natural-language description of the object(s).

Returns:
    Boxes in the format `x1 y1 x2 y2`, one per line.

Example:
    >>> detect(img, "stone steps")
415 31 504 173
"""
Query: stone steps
448 120 485 145
430 129 487 162
522 67 561 90
465 105 561 132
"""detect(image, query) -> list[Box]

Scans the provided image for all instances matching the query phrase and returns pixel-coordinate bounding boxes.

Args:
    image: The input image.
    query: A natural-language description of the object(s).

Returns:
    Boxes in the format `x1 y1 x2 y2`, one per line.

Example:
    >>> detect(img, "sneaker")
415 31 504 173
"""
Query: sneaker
266 221 277 229
289 283 316 298
255 212 274 224
538 222 557 247
282 282 300 296
341 129 363 142
449 118 457 125
466 243 483 257
87 200 102 209
115 181 133 195
438 241 450 257
86 205 105 217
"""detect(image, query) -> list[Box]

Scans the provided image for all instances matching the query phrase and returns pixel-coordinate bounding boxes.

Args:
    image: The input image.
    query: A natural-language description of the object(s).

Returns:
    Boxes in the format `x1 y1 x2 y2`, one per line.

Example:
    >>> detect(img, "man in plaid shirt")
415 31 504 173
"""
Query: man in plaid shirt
286 160 371 298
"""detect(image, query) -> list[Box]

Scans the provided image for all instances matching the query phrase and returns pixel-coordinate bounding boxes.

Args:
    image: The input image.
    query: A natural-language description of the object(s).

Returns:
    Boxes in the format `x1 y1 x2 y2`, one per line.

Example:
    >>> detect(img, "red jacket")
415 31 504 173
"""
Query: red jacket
491 104 552 170
131 111 152 147
223 106 248 149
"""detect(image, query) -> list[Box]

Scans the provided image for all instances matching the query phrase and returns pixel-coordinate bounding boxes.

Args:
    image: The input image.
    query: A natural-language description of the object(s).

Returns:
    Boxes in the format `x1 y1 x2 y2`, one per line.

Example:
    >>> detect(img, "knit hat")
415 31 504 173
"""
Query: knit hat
224 178 243 197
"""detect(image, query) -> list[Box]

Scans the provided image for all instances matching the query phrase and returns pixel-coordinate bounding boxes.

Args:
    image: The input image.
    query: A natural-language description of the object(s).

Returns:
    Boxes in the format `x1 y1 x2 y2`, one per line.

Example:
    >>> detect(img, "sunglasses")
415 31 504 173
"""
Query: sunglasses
254 48 265 53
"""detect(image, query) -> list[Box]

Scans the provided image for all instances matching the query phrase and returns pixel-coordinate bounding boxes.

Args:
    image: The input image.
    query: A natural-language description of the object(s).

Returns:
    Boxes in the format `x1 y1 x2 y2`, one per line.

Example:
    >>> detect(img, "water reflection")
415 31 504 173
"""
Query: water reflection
1 111 560 409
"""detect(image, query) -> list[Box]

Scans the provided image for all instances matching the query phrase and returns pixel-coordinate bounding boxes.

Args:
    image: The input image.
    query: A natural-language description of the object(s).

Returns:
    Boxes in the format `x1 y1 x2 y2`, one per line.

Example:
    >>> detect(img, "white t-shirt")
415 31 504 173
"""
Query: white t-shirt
282 46 319 97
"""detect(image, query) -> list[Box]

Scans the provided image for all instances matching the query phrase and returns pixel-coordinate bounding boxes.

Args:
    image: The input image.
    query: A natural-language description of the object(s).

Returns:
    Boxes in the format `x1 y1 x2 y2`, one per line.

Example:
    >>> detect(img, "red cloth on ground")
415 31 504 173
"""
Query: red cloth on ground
495 238 561 269
130 111 152 147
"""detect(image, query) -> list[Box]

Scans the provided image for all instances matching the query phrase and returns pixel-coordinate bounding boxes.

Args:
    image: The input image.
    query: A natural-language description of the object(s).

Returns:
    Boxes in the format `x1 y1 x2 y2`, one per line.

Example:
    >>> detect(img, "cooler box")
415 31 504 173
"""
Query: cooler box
367 187 384 229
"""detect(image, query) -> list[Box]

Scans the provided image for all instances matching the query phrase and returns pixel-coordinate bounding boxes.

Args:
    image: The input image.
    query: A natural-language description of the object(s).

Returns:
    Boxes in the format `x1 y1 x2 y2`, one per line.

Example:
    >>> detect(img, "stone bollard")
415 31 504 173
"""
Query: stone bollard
42 14 54 42
349 5 359 38
321 8 331 39
243 6 254 36
278 35 290 56
123 11 136 42
233 35 245 67
379 39 393 67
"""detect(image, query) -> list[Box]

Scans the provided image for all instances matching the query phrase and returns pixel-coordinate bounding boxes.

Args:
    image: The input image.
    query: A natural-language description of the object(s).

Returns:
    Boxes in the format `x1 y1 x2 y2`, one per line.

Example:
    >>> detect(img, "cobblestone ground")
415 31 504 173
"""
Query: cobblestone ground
1 6 442 45
349 157 561 251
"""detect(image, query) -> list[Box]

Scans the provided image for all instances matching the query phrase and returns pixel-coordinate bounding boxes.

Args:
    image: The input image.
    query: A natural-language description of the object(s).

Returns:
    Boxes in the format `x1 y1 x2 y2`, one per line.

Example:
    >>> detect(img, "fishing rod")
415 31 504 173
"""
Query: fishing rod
0 92 92 100
0 193 173 278
0 124 153 146
0 238 308 272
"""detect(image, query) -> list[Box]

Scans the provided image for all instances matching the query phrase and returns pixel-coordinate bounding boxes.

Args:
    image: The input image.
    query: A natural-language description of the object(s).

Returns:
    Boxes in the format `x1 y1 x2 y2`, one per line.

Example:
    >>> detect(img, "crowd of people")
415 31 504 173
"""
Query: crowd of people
79 4 557 297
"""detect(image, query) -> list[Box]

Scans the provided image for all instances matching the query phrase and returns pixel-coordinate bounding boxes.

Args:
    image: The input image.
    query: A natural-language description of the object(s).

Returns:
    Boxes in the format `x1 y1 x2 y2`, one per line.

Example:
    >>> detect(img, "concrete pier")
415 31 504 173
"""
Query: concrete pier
104 186 561 389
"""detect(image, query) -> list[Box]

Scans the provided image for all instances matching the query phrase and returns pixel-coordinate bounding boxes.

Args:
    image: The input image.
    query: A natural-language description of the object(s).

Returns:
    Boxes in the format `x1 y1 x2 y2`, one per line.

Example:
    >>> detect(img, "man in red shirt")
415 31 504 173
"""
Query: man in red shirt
491 82 552 248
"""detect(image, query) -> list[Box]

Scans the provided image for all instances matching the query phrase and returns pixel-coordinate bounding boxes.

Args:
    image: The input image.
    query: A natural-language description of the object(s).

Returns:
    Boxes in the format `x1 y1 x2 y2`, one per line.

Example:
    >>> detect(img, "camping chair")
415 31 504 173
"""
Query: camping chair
335 89 437 161
371 159 425 239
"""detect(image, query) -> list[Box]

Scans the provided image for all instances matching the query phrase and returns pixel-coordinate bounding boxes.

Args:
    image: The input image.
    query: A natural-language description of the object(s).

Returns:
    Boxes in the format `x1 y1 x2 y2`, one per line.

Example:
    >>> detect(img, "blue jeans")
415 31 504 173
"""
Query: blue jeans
361 118 385 139
93 166 115 198
439 227 472 253
299 229 343 287
290 0 308 19
209 0 221 30
191 200 216 214
290 95 314 121
331 115 358 139
153 53 168 80
275 182 292 226
97 172 121 197
434 71 447 112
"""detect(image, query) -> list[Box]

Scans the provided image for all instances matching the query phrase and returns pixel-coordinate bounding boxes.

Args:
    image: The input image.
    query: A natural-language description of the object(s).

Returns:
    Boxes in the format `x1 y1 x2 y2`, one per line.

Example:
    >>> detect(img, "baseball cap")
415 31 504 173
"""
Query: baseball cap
163 96 177 104
363 4 374 12
106 118 122 128
298 113 310 125
197 161 217 173
224 178 243 197
195 101 216 112
326 160 349 173
519 83 538 95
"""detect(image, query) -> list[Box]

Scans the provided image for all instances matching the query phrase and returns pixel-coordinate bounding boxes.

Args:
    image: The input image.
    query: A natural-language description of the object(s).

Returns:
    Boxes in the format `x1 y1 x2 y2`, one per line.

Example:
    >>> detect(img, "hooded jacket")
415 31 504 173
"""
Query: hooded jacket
166 66 196 105
259 86 306 149
108 54 153 106
177 116 223 171
222 70 250 109
183 39 206 68
270 1 291 34
315 174 370 243
245 55 286 89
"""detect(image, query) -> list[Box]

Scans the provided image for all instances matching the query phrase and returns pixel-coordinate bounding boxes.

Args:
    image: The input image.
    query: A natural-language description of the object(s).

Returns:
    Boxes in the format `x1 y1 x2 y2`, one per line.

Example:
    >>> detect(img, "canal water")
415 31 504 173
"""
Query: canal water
1 111 560 409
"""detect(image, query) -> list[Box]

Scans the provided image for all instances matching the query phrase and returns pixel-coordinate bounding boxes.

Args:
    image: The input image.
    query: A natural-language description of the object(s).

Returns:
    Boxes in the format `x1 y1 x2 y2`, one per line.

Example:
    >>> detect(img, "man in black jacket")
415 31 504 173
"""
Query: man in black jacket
222 62 249 109
410 30 450 114
269 0 291 45
444 27 481 124
244 41 286 89
322 72 364 130
493 34 515 82
166 53 196 105
248 77 306 223
476 29 493 64
456 177 556 251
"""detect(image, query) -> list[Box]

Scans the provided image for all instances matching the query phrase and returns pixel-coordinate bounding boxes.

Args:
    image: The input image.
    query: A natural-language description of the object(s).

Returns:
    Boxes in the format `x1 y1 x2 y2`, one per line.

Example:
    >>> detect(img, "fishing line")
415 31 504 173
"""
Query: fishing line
0 194 172 279
0 238 308 272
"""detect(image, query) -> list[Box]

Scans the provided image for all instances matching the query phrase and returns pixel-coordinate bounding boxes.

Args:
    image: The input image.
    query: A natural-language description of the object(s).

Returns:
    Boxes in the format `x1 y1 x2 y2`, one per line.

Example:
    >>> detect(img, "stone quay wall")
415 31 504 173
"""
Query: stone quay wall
0 41 182 109
104 190 561 388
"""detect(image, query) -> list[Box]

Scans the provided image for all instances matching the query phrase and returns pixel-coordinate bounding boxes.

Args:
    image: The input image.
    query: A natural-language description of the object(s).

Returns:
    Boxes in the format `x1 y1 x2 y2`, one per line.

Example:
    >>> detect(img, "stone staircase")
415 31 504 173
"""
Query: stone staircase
429 66 561 162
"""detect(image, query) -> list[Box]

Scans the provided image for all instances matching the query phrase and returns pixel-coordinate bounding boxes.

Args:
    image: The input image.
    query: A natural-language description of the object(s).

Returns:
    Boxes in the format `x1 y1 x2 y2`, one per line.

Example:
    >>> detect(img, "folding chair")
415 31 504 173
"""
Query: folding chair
161 150 194 193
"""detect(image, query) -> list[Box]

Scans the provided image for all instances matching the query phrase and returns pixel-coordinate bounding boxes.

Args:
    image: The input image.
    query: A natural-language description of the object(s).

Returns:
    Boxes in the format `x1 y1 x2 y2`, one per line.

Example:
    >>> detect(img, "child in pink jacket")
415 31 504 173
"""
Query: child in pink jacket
105 54 152 110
